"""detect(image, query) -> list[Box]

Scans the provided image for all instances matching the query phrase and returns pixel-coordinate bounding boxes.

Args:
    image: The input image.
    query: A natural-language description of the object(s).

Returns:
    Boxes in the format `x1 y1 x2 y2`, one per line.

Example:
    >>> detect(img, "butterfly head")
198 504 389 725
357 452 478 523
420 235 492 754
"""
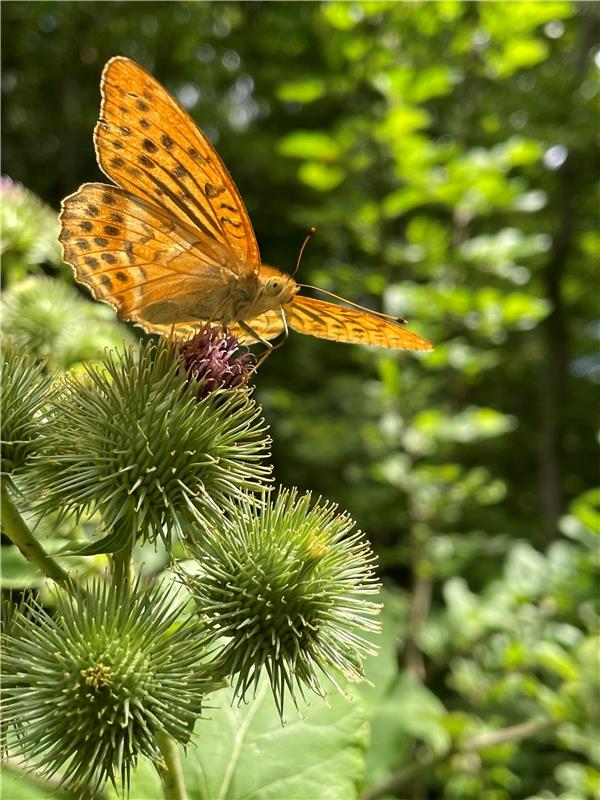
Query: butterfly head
258 266 299 307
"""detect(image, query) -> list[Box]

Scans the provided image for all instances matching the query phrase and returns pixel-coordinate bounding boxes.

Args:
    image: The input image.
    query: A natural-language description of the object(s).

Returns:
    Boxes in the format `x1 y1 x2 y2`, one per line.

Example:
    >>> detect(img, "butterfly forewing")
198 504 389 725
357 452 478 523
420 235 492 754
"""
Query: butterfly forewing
288 296 433 351
94 56 260 271
59 183 243 336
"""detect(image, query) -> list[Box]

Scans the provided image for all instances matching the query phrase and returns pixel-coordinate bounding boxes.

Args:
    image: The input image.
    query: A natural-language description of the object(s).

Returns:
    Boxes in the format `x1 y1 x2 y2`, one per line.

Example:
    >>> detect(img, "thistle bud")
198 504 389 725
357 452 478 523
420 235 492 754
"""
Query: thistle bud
1 581 220 794
24 340 271 549
1 339 52 474
181 488 381 718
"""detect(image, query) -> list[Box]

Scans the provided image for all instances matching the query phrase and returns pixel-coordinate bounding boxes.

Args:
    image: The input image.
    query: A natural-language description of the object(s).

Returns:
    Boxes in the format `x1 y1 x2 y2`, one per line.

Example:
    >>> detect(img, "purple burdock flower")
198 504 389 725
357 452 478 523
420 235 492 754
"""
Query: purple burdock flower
179 325 256 399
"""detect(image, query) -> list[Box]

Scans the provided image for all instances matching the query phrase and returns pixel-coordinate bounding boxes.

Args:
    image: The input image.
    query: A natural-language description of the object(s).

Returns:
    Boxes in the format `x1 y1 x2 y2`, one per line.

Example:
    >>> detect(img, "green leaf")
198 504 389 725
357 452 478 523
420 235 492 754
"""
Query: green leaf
122 677 369 800
355 590 448 790
570 488 600 535
277 131 340 160
412 407 517 445
298 162 346 191
490 38 549 78
277 79 326 104
361 671 449 791
59 525 133 557
1 764 76 799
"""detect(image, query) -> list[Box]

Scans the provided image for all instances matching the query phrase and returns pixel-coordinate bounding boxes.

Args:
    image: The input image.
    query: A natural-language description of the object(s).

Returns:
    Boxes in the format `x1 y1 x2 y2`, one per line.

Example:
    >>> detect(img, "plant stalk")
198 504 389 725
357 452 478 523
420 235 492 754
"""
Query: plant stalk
0 481 73 592
111 538 134 593
156 732 188 800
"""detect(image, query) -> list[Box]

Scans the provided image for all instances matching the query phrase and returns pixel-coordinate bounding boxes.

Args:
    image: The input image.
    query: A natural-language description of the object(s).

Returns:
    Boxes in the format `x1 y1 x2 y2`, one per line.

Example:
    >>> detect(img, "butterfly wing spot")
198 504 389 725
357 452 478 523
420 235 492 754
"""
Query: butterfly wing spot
112 140 124 150
100 275 113 290
102 253 117 264
142 138 158 153
187 146 203 161
104 225 120 236
87 204 99 217
85 256 100 269
102 192 116 206
136 99 150 112
221 217 241 228
77 239 90 251
161 134 174 150
205 183 225 199
138 154 155 169
115 271 128 283
110 212 124 223
111 157 125 169
173 165 188 179
94 236 109 247
79 221 93 232
139 118 151 130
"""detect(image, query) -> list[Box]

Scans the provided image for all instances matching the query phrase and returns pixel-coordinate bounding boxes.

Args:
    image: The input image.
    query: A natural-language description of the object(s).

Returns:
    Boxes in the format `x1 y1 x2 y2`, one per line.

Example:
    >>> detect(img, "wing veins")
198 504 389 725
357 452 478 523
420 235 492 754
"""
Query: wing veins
100 101 230 238
62 192 237 272
96 143 225 243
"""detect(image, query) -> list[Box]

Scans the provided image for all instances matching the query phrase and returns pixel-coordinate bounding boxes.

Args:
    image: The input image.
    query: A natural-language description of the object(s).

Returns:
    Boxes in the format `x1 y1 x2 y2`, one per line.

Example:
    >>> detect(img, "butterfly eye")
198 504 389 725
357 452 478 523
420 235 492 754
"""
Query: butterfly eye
264 277 283 296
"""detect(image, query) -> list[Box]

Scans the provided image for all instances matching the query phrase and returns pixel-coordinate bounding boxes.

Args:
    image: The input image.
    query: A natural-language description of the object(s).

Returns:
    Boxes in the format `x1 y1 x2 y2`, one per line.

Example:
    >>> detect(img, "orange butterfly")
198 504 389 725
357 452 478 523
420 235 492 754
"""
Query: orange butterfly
59 57 433 353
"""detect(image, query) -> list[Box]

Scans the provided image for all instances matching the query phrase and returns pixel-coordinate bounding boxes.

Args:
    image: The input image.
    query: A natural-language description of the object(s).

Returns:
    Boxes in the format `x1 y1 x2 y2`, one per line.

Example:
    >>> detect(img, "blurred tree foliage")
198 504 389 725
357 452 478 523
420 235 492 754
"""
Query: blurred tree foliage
2 2 599 799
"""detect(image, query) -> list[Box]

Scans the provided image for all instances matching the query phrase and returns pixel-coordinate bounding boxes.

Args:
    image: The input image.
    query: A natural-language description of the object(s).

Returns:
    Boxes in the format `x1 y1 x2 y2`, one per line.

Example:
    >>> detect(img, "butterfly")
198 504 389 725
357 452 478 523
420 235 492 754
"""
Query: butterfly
59 57 433 354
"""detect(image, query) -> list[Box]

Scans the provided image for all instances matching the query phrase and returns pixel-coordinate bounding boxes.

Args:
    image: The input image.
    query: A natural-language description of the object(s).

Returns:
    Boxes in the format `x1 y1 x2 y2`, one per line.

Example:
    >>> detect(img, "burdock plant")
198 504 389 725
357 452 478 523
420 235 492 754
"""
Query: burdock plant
22 338 270 550
1 581 220 794
181 488 381 717
1 327 380 798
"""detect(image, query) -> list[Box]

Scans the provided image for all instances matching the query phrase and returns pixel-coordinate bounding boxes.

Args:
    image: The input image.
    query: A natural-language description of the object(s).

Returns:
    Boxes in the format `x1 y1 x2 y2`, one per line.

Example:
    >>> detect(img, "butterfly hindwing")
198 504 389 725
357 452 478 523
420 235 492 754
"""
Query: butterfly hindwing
288 296 433 351
94 56 260 272
59 183 243 336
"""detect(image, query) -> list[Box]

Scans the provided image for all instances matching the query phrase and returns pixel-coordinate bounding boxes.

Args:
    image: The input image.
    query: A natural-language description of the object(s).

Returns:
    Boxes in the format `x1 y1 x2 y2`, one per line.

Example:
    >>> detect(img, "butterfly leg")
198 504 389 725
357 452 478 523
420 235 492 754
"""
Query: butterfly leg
254 307 289 369
238 321 273 349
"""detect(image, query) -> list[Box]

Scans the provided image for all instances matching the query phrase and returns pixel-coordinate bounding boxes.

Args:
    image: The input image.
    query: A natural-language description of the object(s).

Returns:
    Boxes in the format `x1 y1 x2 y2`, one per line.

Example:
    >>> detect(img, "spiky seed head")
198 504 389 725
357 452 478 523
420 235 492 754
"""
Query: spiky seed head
23 339 271 550
179 325 255 399
181 487 381 718
1 339 52 474
1 580 220 794
1 276 134 370
0 178 62 276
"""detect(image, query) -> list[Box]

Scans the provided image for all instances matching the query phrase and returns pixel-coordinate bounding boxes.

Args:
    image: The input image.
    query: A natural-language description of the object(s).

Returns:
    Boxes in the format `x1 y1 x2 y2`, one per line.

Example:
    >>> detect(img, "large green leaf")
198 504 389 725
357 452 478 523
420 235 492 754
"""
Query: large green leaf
118 677 370 800
0 765 75 800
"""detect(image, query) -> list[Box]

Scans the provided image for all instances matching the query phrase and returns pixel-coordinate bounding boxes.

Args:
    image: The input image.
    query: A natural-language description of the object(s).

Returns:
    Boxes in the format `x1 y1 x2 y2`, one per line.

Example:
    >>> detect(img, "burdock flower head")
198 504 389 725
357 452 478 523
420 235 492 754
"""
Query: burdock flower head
24 339 270 550
1 580 220 794
179 325 255 400
1 339 52 475
182 487 381 718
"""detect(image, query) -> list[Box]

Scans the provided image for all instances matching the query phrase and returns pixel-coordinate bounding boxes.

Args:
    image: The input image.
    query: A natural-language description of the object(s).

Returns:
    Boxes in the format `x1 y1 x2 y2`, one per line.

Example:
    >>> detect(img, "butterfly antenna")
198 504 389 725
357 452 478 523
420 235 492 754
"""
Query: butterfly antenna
292 226 317 277
298 283 408 325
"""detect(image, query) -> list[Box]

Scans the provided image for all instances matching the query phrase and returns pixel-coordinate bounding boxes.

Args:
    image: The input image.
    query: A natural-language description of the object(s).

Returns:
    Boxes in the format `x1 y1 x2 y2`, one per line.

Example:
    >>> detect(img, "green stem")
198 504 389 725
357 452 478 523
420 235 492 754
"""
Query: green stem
1 481 73 592
111 536 134 593
156 732 188 800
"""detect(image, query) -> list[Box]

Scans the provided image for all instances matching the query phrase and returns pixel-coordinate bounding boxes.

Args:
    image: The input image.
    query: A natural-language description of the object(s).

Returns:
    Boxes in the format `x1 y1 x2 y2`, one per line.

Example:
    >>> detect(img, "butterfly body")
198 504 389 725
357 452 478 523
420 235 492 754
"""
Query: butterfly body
60 57 433 353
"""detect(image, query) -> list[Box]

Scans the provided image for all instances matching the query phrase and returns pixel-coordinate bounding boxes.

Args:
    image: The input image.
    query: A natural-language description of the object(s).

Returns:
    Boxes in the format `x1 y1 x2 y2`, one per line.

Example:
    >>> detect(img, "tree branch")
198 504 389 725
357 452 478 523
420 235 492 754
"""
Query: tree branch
360 717 556 800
